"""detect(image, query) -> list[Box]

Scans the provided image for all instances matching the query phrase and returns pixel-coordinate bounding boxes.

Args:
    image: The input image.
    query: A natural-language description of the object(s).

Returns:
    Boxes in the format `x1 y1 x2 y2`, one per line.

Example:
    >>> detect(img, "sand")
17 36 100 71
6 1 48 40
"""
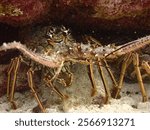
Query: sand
0 64 150 113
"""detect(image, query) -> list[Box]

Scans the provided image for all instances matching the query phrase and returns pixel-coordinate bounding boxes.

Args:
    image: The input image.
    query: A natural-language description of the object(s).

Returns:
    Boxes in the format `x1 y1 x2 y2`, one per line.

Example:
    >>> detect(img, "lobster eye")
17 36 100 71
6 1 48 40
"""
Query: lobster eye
50 27 56 33
64 29 70 34
46 31 53 38
46 27 57 38
61 26 66 31
61 26 70 35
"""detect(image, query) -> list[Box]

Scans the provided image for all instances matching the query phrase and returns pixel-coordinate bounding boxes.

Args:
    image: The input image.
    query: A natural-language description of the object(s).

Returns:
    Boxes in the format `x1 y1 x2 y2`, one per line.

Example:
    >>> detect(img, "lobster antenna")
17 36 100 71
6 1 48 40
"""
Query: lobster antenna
0 41 63 68
105 35 150 58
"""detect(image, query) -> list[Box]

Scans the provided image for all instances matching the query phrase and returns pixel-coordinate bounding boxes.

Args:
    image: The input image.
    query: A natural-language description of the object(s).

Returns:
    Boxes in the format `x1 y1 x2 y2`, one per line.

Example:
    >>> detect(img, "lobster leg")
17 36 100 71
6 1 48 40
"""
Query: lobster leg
97 59 111 104
88 60 97 96
130 61 150 79
132 53 148 102
112 53 132 99
44 77 68 100
7 58 16 98
102 59 118 88
142 61 150 76
63 66 73 86
7 56 21 109
56 66 73 87
27 68 46 112
50 61 64 82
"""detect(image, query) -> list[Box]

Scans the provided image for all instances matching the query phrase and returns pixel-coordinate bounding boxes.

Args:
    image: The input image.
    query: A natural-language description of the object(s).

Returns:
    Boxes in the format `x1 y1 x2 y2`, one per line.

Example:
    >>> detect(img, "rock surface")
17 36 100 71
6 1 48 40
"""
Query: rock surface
0 0 50 26
0 0 150 31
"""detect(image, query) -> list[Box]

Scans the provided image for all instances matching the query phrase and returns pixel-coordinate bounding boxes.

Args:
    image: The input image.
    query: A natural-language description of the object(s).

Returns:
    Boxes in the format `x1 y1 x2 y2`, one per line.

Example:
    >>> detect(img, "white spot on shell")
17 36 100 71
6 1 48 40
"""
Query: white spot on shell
56 51 60 54
3 43 7 47
95 54 98 57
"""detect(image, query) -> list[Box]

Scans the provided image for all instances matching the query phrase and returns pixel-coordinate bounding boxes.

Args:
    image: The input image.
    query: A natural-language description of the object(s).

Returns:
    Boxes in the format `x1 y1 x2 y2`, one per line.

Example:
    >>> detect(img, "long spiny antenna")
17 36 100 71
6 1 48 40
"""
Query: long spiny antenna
0 41 63 68
105 35 150 58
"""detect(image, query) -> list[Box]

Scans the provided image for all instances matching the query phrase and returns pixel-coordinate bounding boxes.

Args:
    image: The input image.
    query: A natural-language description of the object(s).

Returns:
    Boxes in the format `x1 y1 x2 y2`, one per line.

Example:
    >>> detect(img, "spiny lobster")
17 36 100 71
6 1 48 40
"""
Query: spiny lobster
0 26 150 112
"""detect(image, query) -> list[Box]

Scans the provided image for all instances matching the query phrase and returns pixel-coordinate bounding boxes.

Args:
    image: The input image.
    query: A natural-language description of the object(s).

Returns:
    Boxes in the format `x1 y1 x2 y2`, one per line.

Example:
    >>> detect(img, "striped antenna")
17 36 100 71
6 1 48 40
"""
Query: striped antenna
105 35 150 58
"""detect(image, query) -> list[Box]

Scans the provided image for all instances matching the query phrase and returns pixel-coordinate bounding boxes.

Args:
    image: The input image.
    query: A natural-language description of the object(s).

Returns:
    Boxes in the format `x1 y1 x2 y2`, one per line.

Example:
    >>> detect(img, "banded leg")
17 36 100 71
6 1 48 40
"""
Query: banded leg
57 66 73 87
7 58 16 98
27 68 46 112
88 60 97 96
44 76 68 100
98 59 111 104
142 61 150 76
7 56 21 109
102 59 118 88
50 61 64 82
132 53 148 102
63 66 73 86
112 53 132 99
130 61 150 79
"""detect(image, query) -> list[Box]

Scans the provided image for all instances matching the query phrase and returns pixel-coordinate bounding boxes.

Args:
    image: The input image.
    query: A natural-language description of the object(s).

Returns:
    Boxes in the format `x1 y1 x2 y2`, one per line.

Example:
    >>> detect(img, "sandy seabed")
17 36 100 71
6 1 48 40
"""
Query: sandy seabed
0 82 150 113
0 64 150 113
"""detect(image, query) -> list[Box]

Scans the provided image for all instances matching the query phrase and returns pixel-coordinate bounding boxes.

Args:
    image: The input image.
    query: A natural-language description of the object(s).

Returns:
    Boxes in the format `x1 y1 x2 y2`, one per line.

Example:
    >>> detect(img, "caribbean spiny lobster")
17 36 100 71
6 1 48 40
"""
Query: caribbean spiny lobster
0 26 150 112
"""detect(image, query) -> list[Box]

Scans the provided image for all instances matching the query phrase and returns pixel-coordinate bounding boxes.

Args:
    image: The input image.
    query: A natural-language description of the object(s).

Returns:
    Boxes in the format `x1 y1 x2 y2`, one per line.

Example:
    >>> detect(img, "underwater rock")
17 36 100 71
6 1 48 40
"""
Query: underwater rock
0 0 150 31
48 0 150 31
0 0 50 26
